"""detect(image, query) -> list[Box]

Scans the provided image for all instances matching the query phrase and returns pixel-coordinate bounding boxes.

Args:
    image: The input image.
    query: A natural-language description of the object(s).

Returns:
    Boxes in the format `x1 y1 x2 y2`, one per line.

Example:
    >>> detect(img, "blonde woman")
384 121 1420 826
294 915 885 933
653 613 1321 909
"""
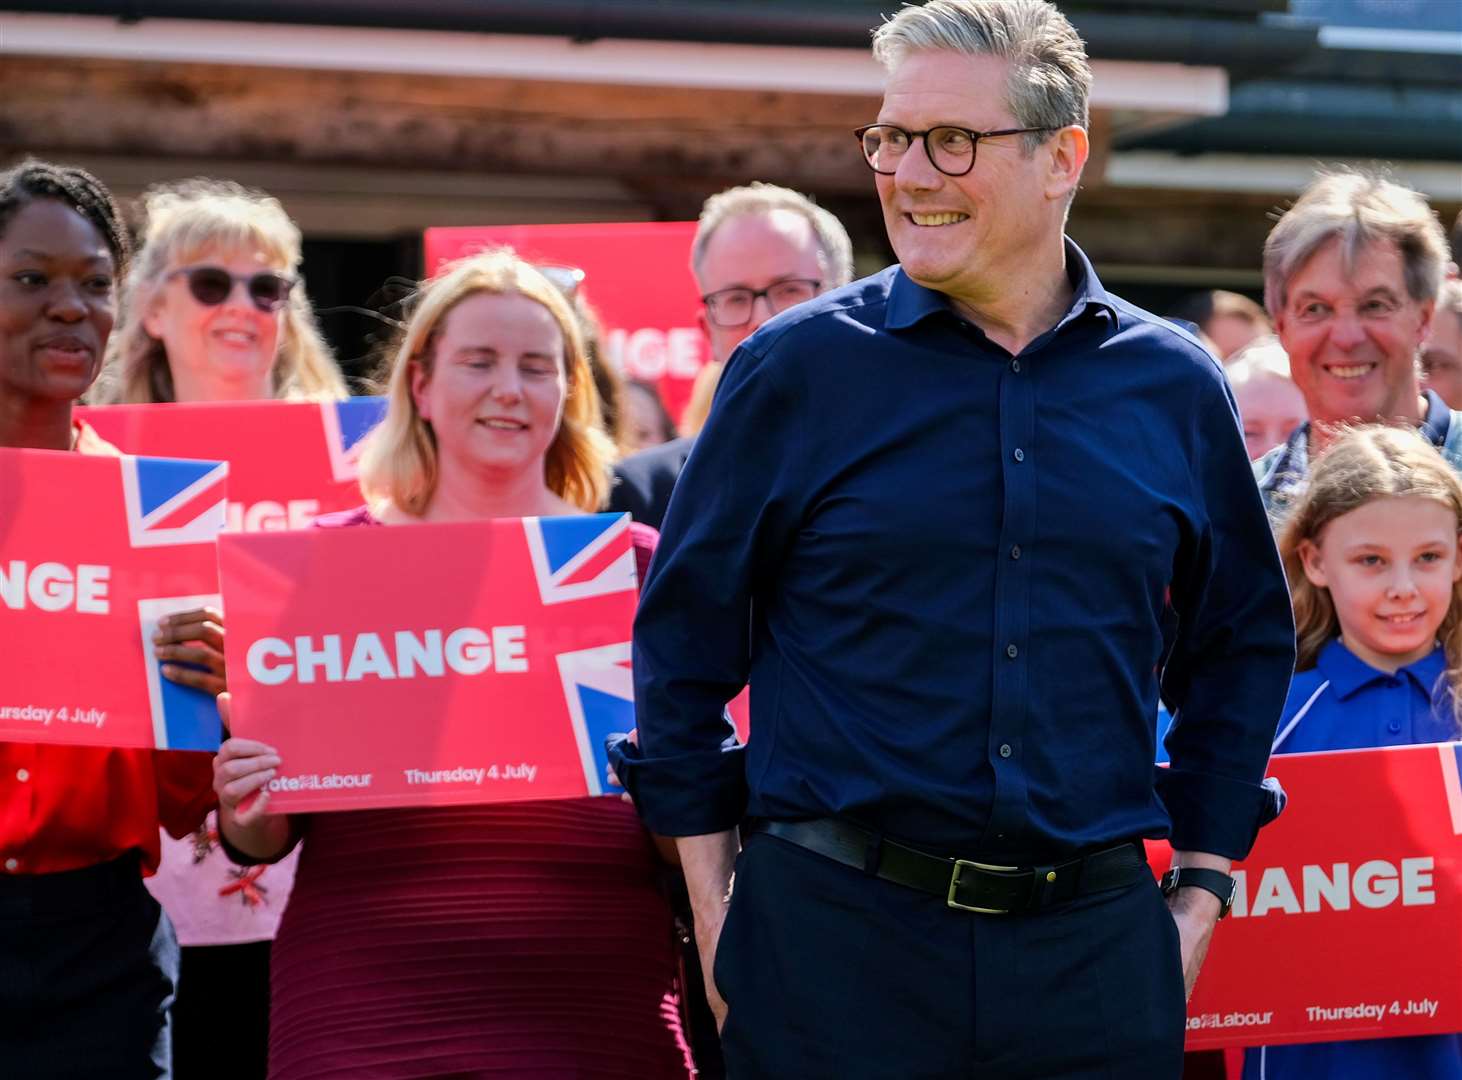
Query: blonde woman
101 178 346 1080
211 251 691 1079
101 178 345 405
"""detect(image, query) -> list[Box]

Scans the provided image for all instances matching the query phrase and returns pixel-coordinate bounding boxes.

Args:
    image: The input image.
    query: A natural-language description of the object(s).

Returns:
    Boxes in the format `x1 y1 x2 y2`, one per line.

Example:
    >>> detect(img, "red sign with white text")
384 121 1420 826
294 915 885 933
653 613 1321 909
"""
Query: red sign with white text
219 513 637 811
423 222 707 421
76 399 386 533
1146 742 1462 1049
0 447 226 751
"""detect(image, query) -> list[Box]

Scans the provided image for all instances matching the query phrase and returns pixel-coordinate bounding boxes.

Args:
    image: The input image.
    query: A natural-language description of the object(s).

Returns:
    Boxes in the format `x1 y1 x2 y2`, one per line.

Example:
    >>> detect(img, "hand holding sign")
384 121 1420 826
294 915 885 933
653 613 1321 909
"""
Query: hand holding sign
154 606 227 697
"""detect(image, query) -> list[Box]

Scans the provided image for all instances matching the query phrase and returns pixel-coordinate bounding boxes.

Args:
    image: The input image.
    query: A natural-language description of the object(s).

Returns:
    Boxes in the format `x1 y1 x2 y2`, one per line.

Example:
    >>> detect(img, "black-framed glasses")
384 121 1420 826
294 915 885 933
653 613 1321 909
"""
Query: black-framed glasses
854 124 1057 177
700 279 822 328
166 265 297 313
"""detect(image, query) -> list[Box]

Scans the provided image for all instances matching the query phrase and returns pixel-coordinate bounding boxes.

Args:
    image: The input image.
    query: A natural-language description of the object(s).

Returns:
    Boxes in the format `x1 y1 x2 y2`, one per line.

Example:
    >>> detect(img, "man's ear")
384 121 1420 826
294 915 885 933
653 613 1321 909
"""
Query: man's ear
1045 125 1089 203
1297 538 1328 589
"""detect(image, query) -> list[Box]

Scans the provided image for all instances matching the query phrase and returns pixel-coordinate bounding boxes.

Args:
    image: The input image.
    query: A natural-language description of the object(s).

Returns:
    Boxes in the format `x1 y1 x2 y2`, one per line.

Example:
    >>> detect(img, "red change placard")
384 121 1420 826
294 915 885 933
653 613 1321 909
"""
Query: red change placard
0 447 227 751
1147 742 1462 1050
218 513 637 812
424 222 708 422
76 399 386 534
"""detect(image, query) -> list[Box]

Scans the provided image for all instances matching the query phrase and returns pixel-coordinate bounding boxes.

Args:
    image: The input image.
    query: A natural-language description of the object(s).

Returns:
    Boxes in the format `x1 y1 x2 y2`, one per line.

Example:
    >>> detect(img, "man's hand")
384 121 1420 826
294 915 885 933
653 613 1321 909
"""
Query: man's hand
154 606 226 697
1166 849 1232 1000
676 831 739 1032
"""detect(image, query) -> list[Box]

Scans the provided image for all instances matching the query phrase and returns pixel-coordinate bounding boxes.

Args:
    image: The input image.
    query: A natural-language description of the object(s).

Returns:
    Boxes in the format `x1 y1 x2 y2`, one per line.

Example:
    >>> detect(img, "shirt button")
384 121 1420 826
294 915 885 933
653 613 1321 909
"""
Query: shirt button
1006 644 1019 659
1013 448 1025 462
1387 720 1403 734
1011 359 1022 373
1010 545 1022 560
15 769 28 782
999 744 1013 758
3 858 17 872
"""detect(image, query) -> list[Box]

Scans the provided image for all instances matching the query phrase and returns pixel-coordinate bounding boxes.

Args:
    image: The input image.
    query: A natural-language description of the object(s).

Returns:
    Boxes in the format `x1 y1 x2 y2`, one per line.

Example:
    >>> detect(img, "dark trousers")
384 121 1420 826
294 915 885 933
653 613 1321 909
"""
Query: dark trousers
714 832 1186 1080
173 941 271 1080
0 854 178 1080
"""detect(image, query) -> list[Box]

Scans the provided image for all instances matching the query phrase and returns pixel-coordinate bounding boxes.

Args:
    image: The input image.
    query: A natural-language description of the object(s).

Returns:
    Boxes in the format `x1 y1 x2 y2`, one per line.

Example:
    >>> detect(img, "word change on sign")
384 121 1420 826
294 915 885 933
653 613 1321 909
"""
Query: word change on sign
76 398 385 533
423 222 707 421
0 447 227 751
219 513 638 811
1146 741 1462 1050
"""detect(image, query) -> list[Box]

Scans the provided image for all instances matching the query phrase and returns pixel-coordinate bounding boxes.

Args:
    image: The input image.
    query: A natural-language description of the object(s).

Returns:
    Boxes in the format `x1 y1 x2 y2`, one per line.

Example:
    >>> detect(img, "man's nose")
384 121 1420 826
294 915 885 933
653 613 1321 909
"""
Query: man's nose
894 138 942 193
1330 309 1366 349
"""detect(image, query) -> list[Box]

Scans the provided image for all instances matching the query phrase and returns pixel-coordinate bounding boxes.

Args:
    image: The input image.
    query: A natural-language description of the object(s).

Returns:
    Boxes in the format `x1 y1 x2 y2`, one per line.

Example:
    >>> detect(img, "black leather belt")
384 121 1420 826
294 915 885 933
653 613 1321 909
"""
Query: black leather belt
748 818 1147 915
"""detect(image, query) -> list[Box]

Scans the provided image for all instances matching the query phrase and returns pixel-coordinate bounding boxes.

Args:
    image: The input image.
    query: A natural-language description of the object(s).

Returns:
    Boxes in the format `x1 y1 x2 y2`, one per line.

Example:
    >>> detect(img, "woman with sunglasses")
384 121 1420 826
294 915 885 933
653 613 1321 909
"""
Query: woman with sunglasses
98 179 346 1080
211 249 692 1079
0 158 217 1079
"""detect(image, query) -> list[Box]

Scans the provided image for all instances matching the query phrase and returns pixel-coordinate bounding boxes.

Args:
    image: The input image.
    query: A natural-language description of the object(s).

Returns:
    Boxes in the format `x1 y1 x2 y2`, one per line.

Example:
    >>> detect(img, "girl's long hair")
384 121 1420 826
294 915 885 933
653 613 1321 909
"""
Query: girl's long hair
1278 424 1462 730
358 248 612 515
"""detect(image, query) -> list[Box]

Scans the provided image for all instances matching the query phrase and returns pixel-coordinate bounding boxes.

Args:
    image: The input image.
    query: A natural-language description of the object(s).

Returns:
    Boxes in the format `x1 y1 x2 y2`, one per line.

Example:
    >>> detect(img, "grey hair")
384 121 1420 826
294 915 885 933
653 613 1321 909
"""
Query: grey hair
871 0 1091 152
1225 335 1293 385
691 182 855 289
1263 170 1449 318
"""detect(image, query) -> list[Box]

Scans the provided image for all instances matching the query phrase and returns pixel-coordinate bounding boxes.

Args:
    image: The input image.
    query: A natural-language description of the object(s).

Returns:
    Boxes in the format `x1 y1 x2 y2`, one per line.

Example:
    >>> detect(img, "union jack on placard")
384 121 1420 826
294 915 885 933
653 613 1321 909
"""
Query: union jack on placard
320 398 388 483
1441 743 1462 837
138 594 225 752
120 456 228 549
523 513 637 606
557 641 635 796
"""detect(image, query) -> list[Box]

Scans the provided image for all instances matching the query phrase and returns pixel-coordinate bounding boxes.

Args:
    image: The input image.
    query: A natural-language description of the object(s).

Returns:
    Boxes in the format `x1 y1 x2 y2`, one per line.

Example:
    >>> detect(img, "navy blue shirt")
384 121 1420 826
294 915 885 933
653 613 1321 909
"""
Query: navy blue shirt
618 242 1295 862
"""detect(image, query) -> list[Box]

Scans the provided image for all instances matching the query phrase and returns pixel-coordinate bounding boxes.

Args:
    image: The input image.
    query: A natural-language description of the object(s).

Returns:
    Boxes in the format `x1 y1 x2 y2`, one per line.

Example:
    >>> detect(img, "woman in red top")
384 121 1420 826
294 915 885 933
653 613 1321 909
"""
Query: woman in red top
0 159 217 1079
214 250 692 1079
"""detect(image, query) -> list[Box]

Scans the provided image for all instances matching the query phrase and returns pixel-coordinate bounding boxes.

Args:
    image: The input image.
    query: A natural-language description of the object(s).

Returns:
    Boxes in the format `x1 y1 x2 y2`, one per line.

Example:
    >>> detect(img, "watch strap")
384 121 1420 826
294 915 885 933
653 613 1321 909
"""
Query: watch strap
1161 866 1236 918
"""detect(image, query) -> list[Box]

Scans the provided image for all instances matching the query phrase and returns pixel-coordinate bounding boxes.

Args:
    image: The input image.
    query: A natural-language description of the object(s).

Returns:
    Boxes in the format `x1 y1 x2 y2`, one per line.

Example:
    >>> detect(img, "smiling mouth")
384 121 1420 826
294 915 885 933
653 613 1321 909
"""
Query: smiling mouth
1378 612 1424 627
479 419 528 431
213 329 258 345
908 212 969 227
1325 362 1376 380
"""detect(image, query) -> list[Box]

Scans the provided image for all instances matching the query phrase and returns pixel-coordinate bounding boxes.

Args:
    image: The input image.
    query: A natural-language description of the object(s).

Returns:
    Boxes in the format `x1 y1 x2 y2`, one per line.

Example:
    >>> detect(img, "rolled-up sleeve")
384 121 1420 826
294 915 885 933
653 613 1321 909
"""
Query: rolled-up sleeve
617 340 806 836
1157 373 1296 860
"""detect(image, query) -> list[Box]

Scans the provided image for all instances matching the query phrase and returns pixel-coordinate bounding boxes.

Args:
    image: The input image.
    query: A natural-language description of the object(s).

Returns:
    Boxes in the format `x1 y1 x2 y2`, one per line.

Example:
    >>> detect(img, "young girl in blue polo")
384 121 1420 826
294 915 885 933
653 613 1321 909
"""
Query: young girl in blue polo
1244 424 1462 1080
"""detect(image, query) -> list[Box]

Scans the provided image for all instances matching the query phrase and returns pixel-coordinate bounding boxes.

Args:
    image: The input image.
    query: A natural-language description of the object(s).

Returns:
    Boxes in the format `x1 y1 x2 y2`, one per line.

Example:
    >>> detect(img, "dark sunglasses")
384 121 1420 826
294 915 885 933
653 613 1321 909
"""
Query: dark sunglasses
167 265 297 312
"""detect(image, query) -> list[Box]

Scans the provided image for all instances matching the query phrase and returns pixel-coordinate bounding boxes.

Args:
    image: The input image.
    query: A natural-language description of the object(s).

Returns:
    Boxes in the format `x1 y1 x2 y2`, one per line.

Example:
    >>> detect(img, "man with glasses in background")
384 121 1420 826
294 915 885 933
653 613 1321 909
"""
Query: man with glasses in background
614 2 1293 1077
608 182 853 528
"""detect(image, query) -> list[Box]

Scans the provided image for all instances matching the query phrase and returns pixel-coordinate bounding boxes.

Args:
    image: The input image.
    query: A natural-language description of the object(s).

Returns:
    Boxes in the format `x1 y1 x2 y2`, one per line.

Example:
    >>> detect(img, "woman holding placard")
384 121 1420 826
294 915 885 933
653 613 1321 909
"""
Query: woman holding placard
101 179 347 1080
0 159 217 1079
213 250 692 1079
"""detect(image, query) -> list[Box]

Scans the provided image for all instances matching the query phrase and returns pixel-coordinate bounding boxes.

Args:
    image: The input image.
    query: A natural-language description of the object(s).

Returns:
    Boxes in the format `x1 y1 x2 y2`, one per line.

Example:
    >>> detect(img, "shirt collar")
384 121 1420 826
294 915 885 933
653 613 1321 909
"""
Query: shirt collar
1316 637 1447 701
885 237 1118 333
1420 389 1452 447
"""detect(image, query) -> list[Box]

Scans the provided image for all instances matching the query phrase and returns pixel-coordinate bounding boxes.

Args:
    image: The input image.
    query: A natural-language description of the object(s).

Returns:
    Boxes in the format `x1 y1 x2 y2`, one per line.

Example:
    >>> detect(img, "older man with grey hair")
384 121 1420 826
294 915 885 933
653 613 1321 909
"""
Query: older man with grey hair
614 2 1293 1076
609 181 854 528
1255 170 1460 517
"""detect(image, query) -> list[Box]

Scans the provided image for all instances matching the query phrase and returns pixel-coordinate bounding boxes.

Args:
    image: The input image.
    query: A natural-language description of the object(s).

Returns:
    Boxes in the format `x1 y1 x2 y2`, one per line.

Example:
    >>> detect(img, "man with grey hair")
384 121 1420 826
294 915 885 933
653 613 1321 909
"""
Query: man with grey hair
615 2 1293 1076
609 181 854 528
1255 170 1459 516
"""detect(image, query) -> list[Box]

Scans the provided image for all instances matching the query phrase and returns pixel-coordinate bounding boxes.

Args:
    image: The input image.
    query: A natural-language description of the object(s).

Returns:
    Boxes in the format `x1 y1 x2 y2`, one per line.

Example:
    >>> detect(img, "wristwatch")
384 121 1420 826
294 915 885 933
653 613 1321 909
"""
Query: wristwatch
1160 867 1237 919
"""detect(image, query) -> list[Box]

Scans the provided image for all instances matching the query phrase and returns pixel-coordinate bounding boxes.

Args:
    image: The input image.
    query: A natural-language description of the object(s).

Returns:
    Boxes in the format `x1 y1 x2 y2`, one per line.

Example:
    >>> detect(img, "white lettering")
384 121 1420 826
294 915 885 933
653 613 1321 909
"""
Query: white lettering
344 632 396 682
1401 857 1435 906
243 627 530 685
446 627 492 675
0 561 111 614
1353 860 1399 909
294 634 343 684
226 499 322 533
1249 867 1302 916
1302 863 1350 913
666 327 704 379
491 625 528 673
246 638 294 686
394 629 444 678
